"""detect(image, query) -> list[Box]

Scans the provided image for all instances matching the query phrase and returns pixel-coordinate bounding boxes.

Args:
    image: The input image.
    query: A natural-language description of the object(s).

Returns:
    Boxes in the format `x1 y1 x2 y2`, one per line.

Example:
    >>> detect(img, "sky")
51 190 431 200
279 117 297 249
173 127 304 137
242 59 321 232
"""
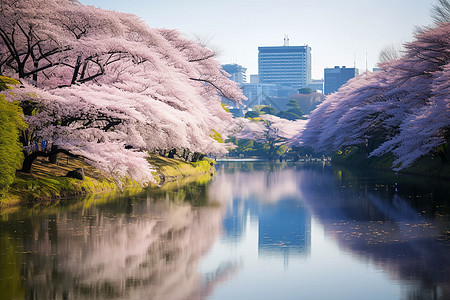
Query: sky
80 0 436 79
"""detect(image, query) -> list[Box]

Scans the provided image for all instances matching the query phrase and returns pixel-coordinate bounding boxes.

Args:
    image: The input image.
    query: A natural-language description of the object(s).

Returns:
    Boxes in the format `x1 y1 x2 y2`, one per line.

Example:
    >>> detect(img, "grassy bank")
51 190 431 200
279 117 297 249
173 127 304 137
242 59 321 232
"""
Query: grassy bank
332 147 450 179
147 154 215 184
0 153 215 208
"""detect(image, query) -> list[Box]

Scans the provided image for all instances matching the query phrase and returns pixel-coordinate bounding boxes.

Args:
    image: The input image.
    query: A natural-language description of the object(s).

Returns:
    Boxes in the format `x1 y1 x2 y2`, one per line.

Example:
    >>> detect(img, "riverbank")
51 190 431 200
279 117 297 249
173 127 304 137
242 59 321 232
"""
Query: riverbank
332 147 450 179
0 153 215 208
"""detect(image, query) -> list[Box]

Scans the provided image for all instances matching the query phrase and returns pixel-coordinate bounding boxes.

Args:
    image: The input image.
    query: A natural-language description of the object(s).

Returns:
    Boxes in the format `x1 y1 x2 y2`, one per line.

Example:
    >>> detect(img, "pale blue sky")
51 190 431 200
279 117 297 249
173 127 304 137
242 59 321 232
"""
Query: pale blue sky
80 0 436 79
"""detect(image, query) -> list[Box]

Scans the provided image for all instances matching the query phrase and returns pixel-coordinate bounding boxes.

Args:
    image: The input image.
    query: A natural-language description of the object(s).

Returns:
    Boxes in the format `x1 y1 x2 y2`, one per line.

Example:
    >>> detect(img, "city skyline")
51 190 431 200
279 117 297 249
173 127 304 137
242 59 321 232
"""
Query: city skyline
80 0 436 78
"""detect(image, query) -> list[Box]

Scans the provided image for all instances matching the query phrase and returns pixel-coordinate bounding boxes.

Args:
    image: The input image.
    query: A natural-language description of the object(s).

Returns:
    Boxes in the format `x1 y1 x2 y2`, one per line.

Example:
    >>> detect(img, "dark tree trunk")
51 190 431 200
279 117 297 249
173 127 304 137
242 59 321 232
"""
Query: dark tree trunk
21 151 40 173
191 152 204 162
71 56 82 84
438 144 448 163
182 149 190 161
20 148 79 173
48 145 58 164
32 61 38 85
168 148 176 159
268 141 276 161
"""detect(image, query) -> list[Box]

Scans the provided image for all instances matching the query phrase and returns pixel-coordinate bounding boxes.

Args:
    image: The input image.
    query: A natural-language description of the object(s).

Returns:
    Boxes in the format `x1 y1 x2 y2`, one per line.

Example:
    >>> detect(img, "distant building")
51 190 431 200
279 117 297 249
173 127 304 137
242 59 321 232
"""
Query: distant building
241 83 278 106
307 79 324 93
258 38 311 89
250 74 259 84
324 66 359 95
222 63 247 84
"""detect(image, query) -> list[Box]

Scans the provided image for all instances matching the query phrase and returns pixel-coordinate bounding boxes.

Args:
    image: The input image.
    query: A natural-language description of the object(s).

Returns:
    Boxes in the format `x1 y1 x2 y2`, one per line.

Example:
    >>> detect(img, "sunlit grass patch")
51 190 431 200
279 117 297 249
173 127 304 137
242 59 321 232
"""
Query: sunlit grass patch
1 153 215 208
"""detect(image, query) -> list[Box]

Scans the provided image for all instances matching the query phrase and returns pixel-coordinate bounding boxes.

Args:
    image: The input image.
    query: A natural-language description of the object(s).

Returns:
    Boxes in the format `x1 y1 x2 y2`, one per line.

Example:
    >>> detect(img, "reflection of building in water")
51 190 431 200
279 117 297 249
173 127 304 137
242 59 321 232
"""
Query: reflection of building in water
258 199 311 258
223 197 259 243
215 166 312 261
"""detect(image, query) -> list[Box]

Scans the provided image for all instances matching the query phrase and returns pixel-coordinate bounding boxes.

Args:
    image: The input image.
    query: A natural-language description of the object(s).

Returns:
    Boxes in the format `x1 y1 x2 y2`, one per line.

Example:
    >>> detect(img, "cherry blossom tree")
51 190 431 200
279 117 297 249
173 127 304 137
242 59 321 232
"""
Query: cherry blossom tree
370 62 450 169
0 0 244 184
294 20 450 170
0 0 68 80
231 115 307 160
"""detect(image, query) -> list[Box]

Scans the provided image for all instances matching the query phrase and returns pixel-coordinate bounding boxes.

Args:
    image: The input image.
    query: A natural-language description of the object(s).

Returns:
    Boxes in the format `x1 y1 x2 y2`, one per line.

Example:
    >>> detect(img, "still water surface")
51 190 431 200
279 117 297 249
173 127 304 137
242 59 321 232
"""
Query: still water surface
1 162 449 299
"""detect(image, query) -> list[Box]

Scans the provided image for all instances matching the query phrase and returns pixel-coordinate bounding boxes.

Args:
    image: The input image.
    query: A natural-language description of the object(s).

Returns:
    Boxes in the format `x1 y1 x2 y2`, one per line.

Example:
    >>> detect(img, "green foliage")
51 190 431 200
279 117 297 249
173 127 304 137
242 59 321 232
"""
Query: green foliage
0 76 20 91
332 146 396 169
276 144 288 156
221 102 230 113
332 145 450 178
210 129 224 143
276 110 301 120
260 106 277 115
286 99 300 110
298 87 314 94
228 137 288 160
227 137 256 156
237 139 254 152
288 108 304 117
0 77 26 196
244 110 260 119
276 99 303 120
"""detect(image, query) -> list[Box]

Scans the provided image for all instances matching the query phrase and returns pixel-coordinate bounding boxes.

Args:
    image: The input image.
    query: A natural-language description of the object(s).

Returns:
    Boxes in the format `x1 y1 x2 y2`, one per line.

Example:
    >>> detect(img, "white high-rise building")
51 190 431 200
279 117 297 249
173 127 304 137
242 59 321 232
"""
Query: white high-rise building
258 41 311 89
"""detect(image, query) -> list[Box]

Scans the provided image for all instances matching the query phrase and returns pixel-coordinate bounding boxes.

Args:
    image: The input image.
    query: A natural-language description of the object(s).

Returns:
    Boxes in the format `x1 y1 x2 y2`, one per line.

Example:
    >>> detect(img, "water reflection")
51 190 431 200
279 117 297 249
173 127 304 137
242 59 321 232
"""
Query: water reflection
298 166 450 299
207 162 450 299
258 200 310 257
211 163 311 261
0 183 226 300
1 162 449 299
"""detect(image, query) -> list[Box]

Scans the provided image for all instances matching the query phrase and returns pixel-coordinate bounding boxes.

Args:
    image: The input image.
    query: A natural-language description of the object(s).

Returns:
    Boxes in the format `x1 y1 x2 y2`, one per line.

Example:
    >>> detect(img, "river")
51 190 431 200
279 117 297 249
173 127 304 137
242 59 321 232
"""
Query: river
1 161 449 299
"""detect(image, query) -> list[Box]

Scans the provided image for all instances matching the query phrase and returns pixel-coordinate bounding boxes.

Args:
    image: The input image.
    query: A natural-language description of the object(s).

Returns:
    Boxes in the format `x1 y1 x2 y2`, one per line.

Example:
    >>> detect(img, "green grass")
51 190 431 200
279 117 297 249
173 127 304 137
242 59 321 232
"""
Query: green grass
148 154 215 183
0 153 215 208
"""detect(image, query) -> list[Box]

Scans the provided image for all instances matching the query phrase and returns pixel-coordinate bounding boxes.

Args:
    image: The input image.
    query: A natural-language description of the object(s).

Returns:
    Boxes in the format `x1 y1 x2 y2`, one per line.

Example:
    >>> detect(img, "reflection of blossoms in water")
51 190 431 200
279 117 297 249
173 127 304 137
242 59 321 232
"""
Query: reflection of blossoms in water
210 163 304 205
5 163 450 300
296 167 450 300
210 162 450 299
24 195 226 300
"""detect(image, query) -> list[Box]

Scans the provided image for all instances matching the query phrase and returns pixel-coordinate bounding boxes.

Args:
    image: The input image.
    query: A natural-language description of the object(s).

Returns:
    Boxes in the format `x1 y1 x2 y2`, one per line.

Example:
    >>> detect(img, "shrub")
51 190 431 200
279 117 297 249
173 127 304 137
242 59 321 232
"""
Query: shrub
0 76 26 195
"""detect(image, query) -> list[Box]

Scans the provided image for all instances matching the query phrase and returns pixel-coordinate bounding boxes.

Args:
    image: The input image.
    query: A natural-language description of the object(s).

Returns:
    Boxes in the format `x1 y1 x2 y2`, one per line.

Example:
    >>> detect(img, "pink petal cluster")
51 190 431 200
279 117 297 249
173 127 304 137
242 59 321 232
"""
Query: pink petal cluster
294 22 450 170
0 0 245 184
